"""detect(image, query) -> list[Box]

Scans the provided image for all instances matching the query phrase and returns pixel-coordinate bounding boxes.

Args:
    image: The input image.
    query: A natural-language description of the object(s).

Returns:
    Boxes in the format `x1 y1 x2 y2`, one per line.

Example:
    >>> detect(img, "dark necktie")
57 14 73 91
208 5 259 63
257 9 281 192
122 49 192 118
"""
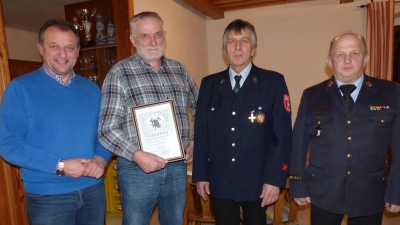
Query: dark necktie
339 84 356 112
233 75 242 95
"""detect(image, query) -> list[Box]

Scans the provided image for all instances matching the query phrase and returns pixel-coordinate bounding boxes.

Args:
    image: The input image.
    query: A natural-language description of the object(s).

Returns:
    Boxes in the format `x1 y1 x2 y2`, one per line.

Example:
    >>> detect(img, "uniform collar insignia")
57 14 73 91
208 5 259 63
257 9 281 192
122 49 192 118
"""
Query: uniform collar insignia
220 79 225 84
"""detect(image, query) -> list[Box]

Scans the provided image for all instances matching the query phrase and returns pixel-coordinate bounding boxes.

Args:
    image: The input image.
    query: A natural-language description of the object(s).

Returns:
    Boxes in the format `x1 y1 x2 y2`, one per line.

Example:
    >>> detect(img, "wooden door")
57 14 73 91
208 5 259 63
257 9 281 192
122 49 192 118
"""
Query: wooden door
0 0 29 224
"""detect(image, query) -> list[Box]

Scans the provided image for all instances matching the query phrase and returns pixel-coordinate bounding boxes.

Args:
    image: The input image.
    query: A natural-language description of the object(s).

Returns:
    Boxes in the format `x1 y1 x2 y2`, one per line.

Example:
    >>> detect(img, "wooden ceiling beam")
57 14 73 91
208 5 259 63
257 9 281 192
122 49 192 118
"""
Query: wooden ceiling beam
217 0 311 11
183 0 224 19
340 0 354 3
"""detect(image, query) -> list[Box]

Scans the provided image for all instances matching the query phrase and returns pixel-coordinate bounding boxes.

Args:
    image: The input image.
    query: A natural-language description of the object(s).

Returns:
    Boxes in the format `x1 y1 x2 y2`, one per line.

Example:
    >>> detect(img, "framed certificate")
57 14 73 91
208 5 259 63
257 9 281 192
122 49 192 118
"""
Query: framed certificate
131 100 185 162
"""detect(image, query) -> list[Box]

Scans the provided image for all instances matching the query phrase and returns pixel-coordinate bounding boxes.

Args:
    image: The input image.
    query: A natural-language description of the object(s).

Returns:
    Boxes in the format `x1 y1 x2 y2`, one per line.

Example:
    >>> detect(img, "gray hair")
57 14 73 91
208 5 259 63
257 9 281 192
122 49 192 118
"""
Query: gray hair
222 19 257 50
130 11 164 35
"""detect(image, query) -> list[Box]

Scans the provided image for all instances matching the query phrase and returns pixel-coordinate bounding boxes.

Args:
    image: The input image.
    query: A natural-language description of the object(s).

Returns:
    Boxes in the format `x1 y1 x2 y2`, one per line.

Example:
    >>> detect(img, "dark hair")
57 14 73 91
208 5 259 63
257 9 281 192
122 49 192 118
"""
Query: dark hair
130 11 164 35
222 19 257 49
38 19 79 46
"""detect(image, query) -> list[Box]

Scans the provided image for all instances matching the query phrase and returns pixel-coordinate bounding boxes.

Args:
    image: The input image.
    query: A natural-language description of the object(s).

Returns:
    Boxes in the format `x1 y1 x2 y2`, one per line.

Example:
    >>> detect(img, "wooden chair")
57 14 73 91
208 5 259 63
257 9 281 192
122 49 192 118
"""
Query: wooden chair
271 179 299 225
186 182 215 225
184 176 298 225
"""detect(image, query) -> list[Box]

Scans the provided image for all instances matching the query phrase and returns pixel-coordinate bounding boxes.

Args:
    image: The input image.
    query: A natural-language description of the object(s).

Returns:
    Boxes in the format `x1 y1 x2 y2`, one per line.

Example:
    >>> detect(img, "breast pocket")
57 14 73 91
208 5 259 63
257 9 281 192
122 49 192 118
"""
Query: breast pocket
306 115 335 145
367 113 394 145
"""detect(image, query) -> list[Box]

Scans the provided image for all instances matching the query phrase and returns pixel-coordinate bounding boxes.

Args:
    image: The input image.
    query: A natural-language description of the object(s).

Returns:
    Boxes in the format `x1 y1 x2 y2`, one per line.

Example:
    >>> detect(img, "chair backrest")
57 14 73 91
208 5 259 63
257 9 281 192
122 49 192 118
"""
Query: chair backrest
184 177 298 225
186 182 215 223
270 180 299 225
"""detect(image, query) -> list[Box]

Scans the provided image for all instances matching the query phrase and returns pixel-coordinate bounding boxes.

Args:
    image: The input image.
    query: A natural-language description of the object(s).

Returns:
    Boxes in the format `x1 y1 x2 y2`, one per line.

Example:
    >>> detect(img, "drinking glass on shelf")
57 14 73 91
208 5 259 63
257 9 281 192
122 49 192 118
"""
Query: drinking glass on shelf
76 57 84 71
84 56 91 70
90 53 97 70
93 75 99 86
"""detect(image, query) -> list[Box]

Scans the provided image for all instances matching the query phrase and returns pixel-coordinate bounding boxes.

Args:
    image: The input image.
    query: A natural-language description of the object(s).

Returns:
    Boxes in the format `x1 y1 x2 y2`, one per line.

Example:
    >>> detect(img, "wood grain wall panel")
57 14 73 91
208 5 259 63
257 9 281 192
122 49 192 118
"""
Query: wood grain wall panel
8 59 42 80
0 0 29 224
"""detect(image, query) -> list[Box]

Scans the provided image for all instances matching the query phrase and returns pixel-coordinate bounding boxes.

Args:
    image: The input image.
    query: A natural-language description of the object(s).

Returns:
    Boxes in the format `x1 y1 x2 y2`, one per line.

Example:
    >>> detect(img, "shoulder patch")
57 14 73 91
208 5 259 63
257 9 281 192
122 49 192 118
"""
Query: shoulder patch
283 94 291 113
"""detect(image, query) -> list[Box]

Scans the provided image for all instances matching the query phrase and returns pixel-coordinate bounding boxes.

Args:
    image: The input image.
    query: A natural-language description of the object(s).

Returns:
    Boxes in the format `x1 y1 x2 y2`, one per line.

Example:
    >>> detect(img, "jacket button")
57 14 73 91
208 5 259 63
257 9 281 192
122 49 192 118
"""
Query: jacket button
232 111 236 115
232 143 235 147
232 158 235 162
312 173 315 177
347 171 351 175
231 128 235 131
211 107 214 111
347 120 351 124
348 136 352 141
347 154 351 158
381 119 385 123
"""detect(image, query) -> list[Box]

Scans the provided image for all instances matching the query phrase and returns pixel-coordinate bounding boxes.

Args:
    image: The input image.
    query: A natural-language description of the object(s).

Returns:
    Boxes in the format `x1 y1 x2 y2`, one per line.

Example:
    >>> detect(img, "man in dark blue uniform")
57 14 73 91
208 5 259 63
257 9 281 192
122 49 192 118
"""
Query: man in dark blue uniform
192 19 292 225
290 32 400 225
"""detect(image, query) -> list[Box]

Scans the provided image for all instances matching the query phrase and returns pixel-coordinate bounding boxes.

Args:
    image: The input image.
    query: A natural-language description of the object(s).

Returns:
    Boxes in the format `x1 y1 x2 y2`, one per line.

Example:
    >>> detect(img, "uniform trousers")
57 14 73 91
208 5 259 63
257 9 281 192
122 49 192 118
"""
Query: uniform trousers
311 204 383 225
213 198 266 225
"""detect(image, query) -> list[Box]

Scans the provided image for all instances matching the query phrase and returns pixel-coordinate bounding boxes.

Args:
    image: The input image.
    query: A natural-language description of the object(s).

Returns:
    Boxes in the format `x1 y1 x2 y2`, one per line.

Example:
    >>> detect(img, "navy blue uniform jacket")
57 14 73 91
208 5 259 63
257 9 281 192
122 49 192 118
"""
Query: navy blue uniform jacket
192 64 292 202
290 75 400 217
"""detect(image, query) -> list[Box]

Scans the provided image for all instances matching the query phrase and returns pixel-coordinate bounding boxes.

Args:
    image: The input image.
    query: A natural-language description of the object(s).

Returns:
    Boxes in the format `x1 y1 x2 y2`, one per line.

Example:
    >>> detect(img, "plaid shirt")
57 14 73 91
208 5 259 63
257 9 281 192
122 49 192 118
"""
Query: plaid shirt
42 64 75 86
98 53 198 161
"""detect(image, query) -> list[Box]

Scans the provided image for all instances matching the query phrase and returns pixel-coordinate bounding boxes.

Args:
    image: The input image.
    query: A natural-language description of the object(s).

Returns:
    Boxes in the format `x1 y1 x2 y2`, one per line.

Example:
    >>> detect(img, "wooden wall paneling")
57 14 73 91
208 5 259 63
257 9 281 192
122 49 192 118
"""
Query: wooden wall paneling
8 59 42 80
0 0 29 224
112 0 133 60
128 0 135 54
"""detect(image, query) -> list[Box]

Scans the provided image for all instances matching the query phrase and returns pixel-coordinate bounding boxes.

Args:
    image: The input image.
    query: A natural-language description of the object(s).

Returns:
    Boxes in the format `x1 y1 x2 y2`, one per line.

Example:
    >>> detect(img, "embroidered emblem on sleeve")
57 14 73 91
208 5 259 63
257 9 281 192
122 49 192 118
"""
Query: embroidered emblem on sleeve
283 94 291 113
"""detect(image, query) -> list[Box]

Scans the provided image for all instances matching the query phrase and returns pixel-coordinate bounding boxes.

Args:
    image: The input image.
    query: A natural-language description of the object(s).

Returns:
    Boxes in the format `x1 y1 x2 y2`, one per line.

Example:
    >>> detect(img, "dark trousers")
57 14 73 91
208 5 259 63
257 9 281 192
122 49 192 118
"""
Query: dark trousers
213 198 266 225
311 204 383 225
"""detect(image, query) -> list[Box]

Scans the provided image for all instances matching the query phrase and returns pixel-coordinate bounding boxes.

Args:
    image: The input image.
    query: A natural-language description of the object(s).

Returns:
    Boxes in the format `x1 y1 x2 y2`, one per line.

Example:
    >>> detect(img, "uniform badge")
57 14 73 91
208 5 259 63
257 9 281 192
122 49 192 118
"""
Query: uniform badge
314 108 328 113
289 175 302 181
366 81 373 87
315 125 321 137
252 77 258 83
256 112 265 124
283 94 291 113
370 105 389 110
220 79 225 84
315 121 321 137
248 110 256 122
327 81 334 87
282 164 288 171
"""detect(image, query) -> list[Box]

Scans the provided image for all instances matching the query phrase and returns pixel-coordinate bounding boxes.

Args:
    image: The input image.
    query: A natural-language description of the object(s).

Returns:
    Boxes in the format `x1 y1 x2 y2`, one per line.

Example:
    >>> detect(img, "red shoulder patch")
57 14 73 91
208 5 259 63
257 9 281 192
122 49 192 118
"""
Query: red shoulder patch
283 94 291 113
282 163 288 171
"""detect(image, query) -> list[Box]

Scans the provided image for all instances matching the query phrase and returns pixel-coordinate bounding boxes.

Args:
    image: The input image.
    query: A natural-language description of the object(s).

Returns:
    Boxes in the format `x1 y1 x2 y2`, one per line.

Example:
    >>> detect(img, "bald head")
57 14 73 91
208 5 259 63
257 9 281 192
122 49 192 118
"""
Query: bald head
328 32 368 58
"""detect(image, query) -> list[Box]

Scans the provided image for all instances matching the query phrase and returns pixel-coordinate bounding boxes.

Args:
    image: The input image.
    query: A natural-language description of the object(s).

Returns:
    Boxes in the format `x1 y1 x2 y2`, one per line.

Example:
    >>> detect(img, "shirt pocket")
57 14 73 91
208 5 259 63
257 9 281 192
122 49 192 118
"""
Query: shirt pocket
366 113 394 145
306 115 335 145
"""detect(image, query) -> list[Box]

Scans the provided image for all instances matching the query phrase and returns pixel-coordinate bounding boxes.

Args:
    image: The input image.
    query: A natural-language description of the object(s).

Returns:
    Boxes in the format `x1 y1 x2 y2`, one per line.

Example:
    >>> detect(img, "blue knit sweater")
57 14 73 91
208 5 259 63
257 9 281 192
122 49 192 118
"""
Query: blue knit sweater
0 68 112 195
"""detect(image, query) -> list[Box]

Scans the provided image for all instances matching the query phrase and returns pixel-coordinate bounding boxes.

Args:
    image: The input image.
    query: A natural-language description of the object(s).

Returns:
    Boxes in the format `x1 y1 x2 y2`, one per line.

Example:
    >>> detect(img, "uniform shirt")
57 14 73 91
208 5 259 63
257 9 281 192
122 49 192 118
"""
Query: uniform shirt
98 53 198 161
229 63 252 89
336 74 363 102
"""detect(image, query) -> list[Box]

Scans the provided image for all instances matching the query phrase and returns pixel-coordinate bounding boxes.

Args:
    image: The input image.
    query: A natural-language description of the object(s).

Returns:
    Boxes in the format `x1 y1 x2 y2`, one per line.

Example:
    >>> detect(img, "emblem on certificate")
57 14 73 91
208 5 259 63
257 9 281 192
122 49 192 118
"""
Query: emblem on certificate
131 100 185 162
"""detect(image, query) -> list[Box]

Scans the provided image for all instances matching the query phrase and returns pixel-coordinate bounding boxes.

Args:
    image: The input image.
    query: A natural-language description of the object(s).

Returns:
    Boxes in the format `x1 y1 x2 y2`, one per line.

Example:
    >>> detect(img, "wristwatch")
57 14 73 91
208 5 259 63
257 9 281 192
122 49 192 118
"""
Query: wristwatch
56 159 65 176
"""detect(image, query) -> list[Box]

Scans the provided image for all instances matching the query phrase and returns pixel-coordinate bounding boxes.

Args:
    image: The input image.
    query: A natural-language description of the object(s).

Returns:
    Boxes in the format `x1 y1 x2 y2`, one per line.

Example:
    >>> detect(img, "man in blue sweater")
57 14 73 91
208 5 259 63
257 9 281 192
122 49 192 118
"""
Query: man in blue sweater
0 20 111 225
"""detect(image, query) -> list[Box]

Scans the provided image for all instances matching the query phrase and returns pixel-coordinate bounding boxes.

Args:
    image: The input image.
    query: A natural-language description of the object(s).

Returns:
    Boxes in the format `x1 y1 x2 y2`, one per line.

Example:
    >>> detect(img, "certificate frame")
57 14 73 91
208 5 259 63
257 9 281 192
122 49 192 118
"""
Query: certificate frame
131 100 185 162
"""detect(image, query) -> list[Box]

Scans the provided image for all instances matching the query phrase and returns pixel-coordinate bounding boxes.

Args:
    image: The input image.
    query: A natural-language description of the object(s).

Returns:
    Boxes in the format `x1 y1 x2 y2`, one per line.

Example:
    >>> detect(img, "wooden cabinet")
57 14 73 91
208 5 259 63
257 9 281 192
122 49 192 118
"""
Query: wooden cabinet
65 0 133 87
64 0 132 213
76 44 117 88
